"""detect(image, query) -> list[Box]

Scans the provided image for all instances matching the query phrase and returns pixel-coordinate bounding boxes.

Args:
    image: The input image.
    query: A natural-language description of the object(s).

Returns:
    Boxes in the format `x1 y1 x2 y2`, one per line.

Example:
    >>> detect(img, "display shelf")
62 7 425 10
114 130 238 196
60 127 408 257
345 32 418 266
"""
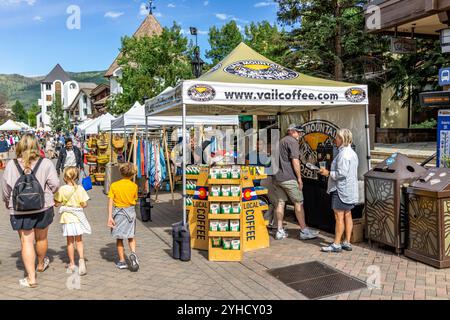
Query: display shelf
208 231 241 237
208 247 242 262
252 174 268 180
208 196 241 202
255 188 268 196
208 214 241 220
190 166 270 262
186 174 199 180
208 178 241 185
186 190 196 195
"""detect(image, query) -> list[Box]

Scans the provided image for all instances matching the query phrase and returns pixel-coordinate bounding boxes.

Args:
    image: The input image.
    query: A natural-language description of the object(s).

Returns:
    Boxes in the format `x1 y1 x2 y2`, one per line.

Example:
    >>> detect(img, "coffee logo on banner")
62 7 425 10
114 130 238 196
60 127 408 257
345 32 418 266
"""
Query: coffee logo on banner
299 120 340 179
345 87 366 103
224 60 299 80
188 84 216 102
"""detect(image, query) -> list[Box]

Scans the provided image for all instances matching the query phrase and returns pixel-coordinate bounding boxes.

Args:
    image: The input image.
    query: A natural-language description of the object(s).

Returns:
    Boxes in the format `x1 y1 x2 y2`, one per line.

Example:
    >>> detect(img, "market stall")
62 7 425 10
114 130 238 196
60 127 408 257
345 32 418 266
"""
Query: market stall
146 42 370 260
0 120 25 131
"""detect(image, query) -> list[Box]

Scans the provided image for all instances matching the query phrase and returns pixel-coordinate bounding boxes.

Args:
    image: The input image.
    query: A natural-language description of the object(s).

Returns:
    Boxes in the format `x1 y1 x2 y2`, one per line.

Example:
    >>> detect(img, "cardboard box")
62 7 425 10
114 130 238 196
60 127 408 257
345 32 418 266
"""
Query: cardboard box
350 219 364 243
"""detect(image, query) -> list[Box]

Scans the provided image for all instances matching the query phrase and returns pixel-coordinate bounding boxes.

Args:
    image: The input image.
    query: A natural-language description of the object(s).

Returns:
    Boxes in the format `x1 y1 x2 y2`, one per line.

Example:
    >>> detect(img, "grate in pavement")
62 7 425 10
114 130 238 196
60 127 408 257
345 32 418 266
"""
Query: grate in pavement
268 261 367 300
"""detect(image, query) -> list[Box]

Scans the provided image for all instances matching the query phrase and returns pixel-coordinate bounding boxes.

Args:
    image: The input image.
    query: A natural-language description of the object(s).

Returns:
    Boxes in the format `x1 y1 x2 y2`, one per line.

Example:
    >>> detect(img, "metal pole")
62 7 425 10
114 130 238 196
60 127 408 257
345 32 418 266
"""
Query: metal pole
182 103 187 226
365 104 372 171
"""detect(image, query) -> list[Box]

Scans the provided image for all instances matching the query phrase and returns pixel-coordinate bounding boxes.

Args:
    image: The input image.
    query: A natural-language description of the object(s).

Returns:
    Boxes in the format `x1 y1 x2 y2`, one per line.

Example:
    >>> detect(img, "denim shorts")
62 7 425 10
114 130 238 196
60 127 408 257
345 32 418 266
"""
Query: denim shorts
331 191 355 211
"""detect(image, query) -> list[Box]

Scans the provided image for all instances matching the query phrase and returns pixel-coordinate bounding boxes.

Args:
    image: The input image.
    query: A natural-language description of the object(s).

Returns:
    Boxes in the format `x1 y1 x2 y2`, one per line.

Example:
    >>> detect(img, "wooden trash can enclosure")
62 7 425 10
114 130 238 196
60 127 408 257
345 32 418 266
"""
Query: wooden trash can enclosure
405 168 450 268
364 153 427 253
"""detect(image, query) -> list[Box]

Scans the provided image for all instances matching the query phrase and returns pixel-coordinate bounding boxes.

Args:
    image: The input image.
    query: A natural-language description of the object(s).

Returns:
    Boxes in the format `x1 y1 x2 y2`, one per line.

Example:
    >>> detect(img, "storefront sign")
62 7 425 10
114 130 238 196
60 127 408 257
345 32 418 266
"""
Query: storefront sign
420 91 450 108
300 120 340 179
390 37 417 54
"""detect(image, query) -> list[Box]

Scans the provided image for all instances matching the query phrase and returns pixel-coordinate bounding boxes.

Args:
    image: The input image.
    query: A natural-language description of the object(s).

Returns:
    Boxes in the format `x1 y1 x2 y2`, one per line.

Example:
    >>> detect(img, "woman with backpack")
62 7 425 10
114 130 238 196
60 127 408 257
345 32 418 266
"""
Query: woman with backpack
1 134 60 288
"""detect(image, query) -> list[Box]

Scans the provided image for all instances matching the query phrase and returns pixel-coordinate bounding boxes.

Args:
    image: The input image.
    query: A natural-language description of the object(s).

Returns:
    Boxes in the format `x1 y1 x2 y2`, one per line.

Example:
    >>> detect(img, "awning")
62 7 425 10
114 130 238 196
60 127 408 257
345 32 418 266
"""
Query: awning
0 120 25 131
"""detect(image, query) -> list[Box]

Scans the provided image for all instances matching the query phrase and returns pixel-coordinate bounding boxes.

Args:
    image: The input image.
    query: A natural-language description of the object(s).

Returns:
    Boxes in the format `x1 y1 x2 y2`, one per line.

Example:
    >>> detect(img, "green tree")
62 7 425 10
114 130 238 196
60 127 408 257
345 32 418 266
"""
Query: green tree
27 103 40 127
49 94 66 132
276 0 388 84
244 21 289 64
12 100 27 123
206 21 243 65
387 39 450 111
110 23 192 115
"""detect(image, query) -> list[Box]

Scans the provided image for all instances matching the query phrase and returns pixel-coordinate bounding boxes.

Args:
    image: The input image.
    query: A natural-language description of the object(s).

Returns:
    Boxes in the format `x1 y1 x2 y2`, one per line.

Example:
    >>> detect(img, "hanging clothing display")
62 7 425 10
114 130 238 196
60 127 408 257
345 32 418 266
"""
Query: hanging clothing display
149 140 167 188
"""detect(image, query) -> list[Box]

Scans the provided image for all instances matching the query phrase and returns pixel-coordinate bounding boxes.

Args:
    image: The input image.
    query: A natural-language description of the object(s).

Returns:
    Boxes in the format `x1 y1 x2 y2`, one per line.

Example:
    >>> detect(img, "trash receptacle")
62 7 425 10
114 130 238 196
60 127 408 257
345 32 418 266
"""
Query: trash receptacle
405 168 450 268
364 153 427 252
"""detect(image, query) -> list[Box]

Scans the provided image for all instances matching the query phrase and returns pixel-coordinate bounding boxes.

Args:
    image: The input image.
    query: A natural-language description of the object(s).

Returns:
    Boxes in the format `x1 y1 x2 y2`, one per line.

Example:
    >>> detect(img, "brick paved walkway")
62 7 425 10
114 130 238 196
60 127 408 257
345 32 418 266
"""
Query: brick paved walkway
1 176 450 300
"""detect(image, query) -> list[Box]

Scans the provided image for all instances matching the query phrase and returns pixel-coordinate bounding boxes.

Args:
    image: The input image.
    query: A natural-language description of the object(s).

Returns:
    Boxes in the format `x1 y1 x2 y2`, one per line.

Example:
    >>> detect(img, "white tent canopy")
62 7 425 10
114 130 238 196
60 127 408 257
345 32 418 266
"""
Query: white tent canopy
17 122 32 130
77 119 95 131
82 113 116 135
111 101 239 130
0 120 24 131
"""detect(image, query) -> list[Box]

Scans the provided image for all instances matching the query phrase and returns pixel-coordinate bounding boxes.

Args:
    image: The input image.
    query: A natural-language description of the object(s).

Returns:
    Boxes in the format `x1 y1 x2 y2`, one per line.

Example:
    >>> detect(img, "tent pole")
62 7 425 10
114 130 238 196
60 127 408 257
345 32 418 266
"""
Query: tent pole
145 111 150 199
182 103 187 226
163 127 175 205
124 127 127 161
365 104 372 171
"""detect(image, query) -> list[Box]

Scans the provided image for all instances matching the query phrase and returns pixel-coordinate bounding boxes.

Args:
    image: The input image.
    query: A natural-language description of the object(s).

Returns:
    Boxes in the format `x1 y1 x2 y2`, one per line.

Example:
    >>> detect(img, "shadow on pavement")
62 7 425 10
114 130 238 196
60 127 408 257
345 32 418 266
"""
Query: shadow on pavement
99 243 118 262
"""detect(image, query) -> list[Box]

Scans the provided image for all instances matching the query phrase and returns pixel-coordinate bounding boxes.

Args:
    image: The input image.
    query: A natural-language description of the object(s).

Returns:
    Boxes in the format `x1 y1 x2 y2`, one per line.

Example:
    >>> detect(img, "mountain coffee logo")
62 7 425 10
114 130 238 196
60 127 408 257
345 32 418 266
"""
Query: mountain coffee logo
345 87 366 103
187 84 216 102
224 60 299 80
299 120 340 179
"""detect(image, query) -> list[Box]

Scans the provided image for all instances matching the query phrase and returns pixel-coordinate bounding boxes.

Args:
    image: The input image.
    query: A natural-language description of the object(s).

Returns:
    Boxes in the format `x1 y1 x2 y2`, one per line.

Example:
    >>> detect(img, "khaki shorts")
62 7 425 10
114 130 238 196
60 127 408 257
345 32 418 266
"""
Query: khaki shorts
273 180 304 204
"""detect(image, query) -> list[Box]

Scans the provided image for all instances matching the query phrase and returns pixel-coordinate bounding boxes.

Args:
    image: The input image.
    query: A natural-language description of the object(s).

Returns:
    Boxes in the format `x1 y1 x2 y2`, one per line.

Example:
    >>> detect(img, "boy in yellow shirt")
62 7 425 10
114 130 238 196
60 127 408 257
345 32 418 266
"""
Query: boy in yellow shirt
107 162 139 271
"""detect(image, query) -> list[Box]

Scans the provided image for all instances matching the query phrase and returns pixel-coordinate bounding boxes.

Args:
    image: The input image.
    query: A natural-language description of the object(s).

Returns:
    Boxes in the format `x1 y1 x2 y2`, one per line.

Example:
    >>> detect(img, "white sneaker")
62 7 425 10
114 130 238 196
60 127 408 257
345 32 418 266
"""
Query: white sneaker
275 229 288 240
304 227 320 236
299 228 318 240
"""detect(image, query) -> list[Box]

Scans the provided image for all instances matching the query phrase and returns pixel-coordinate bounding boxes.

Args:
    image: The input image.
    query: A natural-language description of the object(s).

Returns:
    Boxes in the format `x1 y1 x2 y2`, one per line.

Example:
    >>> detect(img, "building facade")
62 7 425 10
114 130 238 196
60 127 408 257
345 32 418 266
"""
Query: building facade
37 64 79 130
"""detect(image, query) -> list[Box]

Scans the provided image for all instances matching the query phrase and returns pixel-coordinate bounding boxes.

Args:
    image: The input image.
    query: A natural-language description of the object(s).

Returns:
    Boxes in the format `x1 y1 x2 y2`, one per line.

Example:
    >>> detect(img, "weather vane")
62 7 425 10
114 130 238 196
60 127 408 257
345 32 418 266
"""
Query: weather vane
146 0 156 15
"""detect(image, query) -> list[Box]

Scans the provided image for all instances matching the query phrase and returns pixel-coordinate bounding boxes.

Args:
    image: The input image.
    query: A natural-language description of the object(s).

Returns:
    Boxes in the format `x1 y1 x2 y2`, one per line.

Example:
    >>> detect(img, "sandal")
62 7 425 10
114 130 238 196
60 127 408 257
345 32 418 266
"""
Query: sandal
66 264 76 274
36 256 50 273
19 277 38 288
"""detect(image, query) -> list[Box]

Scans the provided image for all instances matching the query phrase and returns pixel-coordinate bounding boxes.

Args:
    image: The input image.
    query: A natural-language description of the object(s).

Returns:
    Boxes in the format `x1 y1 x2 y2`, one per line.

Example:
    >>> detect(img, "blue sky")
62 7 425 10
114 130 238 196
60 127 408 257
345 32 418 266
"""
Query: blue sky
0 0 280 76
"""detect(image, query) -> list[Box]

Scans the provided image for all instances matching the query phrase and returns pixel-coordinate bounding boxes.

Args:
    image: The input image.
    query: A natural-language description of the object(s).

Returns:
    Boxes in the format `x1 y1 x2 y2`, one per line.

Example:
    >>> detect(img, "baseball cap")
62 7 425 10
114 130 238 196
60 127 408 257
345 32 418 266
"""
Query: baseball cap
287 124 305 133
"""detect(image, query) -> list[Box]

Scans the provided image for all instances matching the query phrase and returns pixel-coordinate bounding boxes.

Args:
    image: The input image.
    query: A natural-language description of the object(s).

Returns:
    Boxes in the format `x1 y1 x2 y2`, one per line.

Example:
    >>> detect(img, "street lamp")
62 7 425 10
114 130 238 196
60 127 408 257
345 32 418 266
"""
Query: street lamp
190 27 204 78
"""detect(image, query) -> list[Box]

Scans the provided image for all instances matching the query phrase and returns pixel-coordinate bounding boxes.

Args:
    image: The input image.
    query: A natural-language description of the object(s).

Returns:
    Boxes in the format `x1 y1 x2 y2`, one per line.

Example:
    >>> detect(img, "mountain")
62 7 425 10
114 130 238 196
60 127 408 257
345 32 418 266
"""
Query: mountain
0 71 107 109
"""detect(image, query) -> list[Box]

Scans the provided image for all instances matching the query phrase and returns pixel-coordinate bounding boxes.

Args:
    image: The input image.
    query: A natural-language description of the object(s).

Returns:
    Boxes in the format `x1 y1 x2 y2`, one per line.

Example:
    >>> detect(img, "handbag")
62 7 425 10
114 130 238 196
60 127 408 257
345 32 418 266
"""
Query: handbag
81 170 92 191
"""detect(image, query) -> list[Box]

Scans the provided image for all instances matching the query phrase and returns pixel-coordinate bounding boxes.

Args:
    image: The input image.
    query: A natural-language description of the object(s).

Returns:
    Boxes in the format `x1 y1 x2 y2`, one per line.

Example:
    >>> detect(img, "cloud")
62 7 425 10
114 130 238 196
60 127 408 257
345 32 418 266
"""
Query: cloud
139 2 148 16
0 0 36 5
168 3 176 8
33 15 43 22
215 13 248 23
204 0 209 6
154 12 162 18
104 11 124 19
254 1 276 8
215 13 228 20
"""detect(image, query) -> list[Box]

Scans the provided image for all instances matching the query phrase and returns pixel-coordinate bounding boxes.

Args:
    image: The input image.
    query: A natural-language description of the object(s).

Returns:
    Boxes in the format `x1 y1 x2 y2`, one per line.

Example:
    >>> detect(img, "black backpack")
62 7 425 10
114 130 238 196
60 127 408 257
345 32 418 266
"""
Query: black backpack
12 158 45 212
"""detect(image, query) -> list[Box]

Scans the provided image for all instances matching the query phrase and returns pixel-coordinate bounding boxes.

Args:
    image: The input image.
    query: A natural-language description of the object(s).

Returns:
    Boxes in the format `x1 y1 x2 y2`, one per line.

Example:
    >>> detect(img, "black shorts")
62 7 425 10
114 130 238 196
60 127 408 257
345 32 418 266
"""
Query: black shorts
331 191 355 212
10 207 54 231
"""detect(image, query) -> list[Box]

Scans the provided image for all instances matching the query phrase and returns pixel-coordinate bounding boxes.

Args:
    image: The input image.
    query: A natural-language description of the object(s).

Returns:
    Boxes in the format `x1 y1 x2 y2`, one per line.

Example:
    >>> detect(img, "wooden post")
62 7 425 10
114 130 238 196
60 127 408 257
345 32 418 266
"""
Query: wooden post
163 127 175 205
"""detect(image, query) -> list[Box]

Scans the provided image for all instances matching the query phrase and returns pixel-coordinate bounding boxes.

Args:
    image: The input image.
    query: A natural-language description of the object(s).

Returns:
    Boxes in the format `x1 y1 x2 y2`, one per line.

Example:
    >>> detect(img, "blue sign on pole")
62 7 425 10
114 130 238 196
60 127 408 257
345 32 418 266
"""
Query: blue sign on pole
439 68 450 86
437 110 450 167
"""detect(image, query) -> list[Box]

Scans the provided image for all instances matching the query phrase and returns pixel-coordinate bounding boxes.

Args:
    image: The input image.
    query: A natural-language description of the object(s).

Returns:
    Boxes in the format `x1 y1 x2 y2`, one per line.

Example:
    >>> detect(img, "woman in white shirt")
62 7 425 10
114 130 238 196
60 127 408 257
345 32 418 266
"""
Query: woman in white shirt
319 129 359 253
